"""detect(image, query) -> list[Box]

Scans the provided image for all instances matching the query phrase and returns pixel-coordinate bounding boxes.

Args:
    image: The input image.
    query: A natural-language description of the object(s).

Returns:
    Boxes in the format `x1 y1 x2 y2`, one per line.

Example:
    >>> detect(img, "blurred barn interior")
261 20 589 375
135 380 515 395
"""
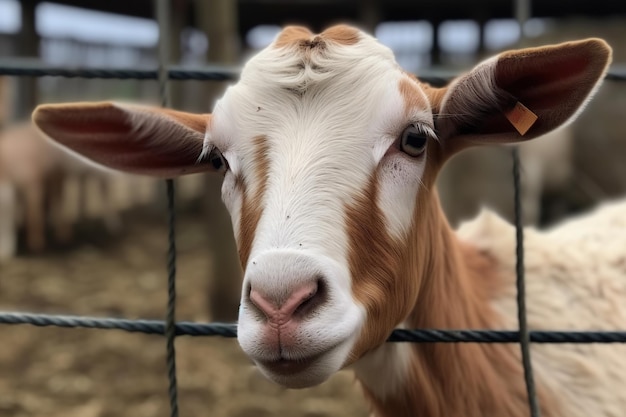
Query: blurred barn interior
0 1 624 416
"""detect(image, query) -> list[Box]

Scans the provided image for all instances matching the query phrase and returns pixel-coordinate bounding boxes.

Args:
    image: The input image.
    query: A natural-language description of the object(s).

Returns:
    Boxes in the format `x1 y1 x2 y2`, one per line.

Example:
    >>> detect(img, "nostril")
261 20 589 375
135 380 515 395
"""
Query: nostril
248 277 327 323
293 277 326 317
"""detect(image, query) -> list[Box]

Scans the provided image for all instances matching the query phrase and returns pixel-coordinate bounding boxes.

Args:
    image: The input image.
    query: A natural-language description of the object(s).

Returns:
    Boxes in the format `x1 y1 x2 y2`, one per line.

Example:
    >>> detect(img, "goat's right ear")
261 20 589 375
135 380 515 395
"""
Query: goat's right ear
424 38 611 158
32 101 216 178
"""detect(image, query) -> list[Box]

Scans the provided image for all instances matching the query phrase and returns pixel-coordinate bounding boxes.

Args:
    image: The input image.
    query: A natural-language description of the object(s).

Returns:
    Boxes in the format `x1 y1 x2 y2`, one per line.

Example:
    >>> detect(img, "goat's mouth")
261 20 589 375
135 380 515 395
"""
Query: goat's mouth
257 354 321 376
250 342 350 389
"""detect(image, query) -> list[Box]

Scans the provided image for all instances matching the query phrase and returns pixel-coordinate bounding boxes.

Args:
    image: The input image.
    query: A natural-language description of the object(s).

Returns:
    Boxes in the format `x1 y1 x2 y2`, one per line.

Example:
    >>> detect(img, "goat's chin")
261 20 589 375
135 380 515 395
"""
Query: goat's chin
253 343 350 389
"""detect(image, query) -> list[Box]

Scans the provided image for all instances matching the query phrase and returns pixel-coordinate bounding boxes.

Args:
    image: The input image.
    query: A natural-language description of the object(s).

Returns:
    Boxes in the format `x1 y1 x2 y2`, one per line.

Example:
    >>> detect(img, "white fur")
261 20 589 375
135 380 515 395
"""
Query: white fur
375 97 432 239
352 323 413 400
457 200 626 417
238 250 364 387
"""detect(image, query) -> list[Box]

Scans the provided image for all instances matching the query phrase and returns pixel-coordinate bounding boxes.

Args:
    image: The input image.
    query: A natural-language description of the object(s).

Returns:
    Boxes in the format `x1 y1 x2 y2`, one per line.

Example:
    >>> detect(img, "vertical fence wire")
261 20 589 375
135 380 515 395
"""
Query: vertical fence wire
155 0 179 416
164 179 179 417
512 147 541 417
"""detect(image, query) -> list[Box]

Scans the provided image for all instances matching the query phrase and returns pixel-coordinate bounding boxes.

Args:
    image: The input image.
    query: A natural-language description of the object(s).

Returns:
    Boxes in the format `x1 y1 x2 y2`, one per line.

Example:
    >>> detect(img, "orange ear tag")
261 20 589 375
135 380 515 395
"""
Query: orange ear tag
504 101 538 136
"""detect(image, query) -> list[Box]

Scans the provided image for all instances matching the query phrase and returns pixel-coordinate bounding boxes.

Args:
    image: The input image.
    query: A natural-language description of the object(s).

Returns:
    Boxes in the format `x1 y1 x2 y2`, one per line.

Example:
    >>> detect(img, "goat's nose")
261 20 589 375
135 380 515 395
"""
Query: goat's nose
249 279 324 324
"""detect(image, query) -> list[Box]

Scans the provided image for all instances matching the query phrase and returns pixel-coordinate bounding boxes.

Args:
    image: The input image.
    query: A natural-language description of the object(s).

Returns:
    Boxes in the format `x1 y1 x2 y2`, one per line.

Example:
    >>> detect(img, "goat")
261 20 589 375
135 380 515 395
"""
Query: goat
30 25 624 417
0 121 122 260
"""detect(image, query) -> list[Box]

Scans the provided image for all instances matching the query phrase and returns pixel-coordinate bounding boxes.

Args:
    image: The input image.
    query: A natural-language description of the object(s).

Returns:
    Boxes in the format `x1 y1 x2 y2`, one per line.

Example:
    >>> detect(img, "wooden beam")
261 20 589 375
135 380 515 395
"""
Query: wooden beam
15 0 40 121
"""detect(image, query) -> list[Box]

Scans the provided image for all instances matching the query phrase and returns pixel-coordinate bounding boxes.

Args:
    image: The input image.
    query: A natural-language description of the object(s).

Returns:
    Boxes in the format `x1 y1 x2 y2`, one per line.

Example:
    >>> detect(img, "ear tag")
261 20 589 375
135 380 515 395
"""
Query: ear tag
504 101 538 136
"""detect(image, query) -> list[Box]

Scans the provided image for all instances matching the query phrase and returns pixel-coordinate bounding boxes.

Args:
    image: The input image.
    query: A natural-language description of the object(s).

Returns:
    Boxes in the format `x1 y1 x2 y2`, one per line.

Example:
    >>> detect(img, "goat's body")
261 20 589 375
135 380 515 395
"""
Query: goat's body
460 199 626 417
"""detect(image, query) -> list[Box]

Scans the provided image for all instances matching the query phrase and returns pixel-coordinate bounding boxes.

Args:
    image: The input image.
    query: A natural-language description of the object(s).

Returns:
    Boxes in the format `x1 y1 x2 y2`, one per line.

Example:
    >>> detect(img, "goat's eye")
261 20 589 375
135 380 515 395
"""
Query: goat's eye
400 126 428 157
208 148 228 174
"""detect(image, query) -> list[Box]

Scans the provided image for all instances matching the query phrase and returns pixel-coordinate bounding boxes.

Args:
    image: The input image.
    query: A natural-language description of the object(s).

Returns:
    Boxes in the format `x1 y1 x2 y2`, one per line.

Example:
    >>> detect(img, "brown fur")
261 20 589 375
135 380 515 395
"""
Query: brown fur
32 102 211 178
352 181 557 416
237 135 270 267
274 26 314 49
320 25 361 45
159 108 211 133
495 39 612 138
34 102 209 135
346 174 421 363
419 83 447 116
274 25 360 51
398 77 429 118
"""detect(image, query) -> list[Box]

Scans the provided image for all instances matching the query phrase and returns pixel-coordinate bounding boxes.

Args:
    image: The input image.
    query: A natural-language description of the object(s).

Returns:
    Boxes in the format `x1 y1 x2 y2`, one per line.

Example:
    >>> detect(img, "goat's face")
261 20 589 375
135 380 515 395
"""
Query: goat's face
212 26 437 387
33 25 611 388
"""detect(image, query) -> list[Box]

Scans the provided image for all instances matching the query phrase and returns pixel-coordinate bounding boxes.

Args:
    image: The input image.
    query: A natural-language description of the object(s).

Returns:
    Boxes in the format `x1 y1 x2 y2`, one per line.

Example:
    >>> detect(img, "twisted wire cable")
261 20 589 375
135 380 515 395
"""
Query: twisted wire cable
2 312 626 343
155 0 179 416
164 179 179 417
512 147 541 417
0 63 623 86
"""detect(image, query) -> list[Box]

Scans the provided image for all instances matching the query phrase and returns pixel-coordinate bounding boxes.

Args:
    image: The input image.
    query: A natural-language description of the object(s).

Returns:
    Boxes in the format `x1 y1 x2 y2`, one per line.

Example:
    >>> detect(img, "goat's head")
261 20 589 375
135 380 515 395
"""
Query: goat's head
32 25 611 388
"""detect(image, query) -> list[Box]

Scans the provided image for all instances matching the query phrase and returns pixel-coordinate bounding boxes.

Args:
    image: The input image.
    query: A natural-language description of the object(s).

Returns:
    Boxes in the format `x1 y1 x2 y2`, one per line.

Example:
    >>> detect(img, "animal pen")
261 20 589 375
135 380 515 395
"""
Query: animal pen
1 1 626 416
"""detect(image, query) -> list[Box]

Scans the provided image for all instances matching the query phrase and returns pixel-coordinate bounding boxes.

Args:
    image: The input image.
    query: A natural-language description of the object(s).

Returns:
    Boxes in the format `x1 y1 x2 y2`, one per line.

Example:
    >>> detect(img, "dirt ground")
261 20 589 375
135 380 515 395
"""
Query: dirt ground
0 208 370 417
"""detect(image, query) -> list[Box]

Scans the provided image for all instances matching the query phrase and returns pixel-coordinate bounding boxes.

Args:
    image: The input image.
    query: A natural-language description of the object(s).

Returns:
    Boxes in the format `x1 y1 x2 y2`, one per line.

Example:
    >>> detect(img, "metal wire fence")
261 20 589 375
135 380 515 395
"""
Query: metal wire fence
2 312 626 343
1 2 626 417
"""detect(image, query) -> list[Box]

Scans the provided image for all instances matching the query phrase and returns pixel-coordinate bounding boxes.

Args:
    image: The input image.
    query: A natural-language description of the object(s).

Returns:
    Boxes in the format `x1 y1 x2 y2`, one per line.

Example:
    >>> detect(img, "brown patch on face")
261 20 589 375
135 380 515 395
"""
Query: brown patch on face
275 24 361 51
274 26 314 49
420 82 448 116
320 25 360 45
398 76 429 118
345 173 421 363
420 80 480 164
237 135 270 268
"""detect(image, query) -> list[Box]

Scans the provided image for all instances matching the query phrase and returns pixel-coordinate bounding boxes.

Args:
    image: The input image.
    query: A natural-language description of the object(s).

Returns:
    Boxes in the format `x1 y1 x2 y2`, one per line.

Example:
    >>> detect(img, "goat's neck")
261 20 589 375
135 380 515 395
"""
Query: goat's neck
358 194 554 417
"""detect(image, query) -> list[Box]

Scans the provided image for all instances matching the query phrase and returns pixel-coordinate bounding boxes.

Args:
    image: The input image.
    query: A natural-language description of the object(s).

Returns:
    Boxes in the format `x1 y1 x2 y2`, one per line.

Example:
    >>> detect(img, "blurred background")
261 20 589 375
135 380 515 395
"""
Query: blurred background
0 1 624 416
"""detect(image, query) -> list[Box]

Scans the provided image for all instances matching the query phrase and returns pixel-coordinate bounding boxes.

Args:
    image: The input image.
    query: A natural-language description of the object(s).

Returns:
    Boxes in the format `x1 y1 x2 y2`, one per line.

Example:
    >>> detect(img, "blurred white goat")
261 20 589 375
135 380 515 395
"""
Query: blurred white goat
437 125 573 227
0 121 123 260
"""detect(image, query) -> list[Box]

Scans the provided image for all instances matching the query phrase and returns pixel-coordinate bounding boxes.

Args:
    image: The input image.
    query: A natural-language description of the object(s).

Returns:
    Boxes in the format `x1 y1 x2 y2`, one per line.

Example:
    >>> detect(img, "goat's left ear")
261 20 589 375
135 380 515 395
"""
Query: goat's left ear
33 101 215 178
427 38 612 157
